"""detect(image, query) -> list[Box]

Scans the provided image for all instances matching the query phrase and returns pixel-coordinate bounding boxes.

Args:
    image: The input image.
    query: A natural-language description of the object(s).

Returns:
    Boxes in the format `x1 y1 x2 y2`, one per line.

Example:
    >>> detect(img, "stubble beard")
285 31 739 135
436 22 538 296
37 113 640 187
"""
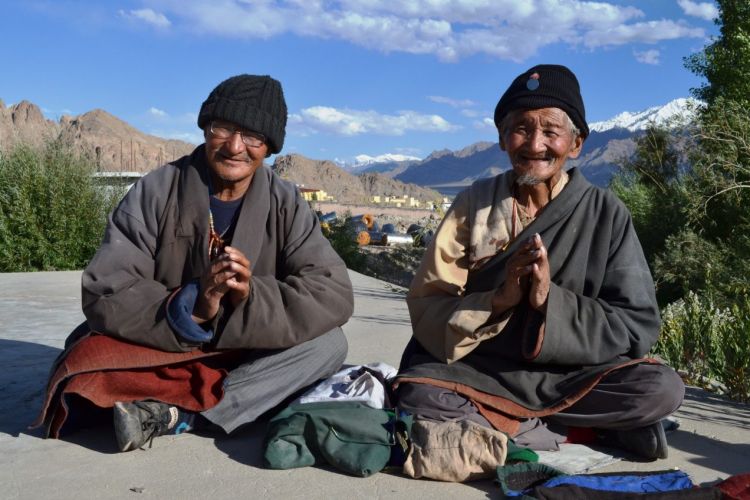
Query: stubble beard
515 173 543 186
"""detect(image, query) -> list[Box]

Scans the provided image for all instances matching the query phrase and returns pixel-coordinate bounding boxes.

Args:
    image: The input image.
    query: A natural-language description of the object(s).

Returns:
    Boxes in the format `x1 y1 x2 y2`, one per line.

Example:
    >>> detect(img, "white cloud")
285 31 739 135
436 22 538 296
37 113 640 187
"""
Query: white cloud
41 107 74 118
119 8 171 28
677 0 718 21
584 20 704 47
395 146 423 156
138 0 704 62
149 130 203 144
148 107 167 117
428 96 476 108
289 106 458 136
474 117 497 130
634 49 660 65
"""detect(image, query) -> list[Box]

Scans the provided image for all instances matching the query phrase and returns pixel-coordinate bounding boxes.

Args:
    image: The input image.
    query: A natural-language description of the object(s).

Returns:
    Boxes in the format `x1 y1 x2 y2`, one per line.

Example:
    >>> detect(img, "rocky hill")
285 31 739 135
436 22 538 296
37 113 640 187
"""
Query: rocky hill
0 100 195 172
272 154 441 204
0 98 441 204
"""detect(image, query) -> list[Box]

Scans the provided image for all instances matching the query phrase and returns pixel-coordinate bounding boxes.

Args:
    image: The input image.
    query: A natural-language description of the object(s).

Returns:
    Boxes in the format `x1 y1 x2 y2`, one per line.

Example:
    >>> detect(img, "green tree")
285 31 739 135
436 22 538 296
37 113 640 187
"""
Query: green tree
684 0 750 107
681 101 750 301
662 0 750 304
610 125 689 304
645 0 750 403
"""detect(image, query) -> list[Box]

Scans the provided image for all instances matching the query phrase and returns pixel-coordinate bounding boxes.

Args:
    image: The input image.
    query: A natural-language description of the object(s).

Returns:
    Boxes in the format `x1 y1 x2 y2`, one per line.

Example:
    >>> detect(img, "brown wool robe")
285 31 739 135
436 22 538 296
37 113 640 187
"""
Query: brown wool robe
396 168 663 423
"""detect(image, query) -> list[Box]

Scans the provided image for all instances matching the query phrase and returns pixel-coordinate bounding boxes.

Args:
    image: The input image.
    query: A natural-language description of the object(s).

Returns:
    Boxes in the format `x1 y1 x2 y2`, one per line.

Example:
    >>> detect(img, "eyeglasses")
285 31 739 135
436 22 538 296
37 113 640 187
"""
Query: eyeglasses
209 121 266 148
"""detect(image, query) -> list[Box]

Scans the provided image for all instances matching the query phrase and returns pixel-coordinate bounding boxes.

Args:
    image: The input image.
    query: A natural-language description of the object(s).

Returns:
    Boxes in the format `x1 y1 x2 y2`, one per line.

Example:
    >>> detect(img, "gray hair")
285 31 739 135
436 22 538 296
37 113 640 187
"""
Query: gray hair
498 108 580 139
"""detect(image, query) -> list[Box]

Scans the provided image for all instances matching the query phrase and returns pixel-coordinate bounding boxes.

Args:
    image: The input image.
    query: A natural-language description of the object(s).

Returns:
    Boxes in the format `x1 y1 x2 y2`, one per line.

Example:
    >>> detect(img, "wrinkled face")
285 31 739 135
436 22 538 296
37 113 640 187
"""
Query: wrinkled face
204 120 269 186
500 108 583 185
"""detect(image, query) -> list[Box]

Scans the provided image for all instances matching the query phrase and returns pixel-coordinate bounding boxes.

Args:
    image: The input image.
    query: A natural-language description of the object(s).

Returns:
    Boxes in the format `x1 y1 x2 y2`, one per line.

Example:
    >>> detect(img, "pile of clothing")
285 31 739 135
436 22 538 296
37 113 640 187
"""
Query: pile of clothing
262 363 749 499
263 362 513 481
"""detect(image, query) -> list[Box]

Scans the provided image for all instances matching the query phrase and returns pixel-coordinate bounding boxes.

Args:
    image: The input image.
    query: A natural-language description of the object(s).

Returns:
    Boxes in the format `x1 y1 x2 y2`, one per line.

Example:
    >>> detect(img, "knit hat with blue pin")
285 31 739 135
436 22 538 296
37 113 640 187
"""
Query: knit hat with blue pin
493 64 589 138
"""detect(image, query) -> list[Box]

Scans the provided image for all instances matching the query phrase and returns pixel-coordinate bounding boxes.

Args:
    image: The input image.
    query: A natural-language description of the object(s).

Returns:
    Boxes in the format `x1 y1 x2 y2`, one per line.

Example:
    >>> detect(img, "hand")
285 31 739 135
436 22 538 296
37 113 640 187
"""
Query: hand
192 246 252 322
221 246 252 308
492 233 549 313
527 234 550 312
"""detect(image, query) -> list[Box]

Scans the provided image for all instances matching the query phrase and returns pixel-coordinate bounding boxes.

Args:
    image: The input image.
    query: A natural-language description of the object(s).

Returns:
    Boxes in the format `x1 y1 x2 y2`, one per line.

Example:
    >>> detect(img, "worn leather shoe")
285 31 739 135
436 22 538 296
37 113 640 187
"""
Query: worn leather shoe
113 401 177 452
598 421 669 460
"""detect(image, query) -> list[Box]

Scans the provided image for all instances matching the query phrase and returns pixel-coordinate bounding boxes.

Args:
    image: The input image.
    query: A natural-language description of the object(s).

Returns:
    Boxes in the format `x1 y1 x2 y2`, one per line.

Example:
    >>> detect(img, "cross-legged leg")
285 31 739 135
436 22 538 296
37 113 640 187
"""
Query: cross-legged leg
546 363 684 430
201 326 348 433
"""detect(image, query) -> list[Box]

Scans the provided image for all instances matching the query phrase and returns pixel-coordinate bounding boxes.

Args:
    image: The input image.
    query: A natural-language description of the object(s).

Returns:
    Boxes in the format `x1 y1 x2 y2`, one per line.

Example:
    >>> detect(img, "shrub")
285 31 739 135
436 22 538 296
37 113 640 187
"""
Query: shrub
654 291 750 402
0 139 120 271
715 296 750 402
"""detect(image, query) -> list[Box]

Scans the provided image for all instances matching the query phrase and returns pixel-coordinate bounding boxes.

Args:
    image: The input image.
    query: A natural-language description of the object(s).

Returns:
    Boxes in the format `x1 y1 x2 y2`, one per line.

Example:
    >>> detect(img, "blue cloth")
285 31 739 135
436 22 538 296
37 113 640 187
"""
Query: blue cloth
166 281 214 343
497 463 697 498
541 470 694 493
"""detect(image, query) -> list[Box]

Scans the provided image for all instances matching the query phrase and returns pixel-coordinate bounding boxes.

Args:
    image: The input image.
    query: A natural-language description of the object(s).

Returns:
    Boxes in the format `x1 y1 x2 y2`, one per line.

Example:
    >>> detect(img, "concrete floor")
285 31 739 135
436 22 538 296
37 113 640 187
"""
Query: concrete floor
1 270 748 499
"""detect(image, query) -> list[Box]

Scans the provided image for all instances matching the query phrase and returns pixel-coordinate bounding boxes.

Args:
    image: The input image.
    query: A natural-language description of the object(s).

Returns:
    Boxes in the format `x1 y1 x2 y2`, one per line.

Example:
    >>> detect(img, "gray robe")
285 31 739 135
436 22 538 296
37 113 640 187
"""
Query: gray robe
79 145 354 353
398 168 660 411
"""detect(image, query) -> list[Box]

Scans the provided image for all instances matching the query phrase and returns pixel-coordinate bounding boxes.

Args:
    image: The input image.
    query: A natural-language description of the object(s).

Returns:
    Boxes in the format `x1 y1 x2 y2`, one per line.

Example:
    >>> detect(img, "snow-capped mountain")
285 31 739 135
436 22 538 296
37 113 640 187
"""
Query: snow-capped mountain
335 153 423 177
396 98 698 189
334 153 422 175
353 153 421 166
589 98 699 133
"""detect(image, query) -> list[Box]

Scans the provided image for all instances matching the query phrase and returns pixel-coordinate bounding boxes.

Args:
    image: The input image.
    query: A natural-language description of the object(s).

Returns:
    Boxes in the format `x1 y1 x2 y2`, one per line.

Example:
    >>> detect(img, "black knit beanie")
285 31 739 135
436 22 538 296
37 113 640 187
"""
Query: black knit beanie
493 64 588 138
198 74 287 154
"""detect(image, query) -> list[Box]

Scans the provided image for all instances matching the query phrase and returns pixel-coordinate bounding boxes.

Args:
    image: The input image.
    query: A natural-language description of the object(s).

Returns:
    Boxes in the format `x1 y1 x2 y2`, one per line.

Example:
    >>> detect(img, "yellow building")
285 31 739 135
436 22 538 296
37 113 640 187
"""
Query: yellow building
369 194 422 208
299 187 333 202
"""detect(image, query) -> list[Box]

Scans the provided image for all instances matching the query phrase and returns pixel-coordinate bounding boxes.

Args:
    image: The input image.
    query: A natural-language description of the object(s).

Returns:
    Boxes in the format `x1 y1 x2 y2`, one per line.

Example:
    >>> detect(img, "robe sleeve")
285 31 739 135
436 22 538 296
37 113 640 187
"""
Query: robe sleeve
214 192 354 350
407 191 512 364
525 202 661 366
81 176 187 352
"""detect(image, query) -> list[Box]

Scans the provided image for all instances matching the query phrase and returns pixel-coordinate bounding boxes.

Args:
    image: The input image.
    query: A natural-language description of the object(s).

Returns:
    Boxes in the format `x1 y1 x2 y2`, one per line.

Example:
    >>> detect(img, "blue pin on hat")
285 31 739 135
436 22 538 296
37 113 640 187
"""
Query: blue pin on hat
526 72 540 91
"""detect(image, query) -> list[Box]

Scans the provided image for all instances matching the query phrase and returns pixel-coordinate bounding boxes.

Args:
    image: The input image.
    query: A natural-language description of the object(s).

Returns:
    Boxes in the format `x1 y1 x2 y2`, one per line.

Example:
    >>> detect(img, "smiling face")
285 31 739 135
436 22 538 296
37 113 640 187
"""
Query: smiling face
204 119 269 198
499 108 583 186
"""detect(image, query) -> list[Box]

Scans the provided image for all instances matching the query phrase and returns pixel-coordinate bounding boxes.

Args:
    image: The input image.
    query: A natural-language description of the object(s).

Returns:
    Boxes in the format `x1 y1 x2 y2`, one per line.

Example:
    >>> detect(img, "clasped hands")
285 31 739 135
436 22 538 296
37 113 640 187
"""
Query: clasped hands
192 246 252 324
492 233 550 314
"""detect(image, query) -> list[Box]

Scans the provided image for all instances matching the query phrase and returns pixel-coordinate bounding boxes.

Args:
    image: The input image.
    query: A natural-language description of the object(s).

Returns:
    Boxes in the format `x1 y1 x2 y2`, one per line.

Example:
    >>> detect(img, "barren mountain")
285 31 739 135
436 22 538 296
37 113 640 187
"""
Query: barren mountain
0 100 195 172
272 154 441 204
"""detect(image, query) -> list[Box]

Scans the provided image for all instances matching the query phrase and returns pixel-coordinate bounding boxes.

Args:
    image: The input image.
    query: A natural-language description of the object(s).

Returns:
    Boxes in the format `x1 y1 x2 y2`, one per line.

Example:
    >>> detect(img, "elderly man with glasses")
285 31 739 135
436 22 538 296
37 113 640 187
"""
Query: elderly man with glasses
36 75 354 451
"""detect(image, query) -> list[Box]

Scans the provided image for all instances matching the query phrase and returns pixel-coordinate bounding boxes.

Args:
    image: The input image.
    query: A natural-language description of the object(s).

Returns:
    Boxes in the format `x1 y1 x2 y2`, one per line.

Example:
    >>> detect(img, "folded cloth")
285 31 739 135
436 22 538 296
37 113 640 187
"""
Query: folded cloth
497 463 722 499
31 332 228 438
403 418 509 482
264 402 411 477
293 362 398 409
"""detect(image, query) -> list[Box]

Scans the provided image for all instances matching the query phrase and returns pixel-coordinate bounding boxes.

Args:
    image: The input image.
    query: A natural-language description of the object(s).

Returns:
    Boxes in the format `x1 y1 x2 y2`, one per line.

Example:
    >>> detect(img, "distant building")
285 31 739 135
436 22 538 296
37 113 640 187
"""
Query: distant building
298 186 333 202
370 194 422 208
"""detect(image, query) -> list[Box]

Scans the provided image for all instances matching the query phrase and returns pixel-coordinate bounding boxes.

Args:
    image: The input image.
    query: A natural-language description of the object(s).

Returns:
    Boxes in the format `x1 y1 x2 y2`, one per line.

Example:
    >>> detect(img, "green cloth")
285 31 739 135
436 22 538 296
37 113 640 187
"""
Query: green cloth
496 463 565 499
263 402 411 477
506 441 539 463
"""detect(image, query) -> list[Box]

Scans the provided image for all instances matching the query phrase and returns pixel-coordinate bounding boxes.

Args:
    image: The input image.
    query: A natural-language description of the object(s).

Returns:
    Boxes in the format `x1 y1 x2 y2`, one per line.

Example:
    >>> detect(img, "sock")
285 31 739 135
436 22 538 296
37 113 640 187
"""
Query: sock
167 408 196 435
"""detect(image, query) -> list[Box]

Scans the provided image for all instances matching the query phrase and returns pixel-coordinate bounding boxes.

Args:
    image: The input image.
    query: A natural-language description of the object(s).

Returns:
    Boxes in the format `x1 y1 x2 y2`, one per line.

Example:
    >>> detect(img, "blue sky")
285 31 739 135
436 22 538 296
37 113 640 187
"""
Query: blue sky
1 1 719 164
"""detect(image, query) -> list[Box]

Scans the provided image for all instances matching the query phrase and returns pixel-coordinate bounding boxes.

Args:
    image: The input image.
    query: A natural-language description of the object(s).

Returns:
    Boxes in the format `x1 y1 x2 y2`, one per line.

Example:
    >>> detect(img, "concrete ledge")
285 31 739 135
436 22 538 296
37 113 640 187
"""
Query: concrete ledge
0 271 748 499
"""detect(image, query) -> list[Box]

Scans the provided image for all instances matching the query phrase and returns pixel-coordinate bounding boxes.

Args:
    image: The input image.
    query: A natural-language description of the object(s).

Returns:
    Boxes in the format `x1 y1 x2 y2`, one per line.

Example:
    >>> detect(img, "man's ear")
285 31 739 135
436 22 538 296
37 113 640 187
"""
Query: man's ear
499 132 507 152
567 134 584 159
